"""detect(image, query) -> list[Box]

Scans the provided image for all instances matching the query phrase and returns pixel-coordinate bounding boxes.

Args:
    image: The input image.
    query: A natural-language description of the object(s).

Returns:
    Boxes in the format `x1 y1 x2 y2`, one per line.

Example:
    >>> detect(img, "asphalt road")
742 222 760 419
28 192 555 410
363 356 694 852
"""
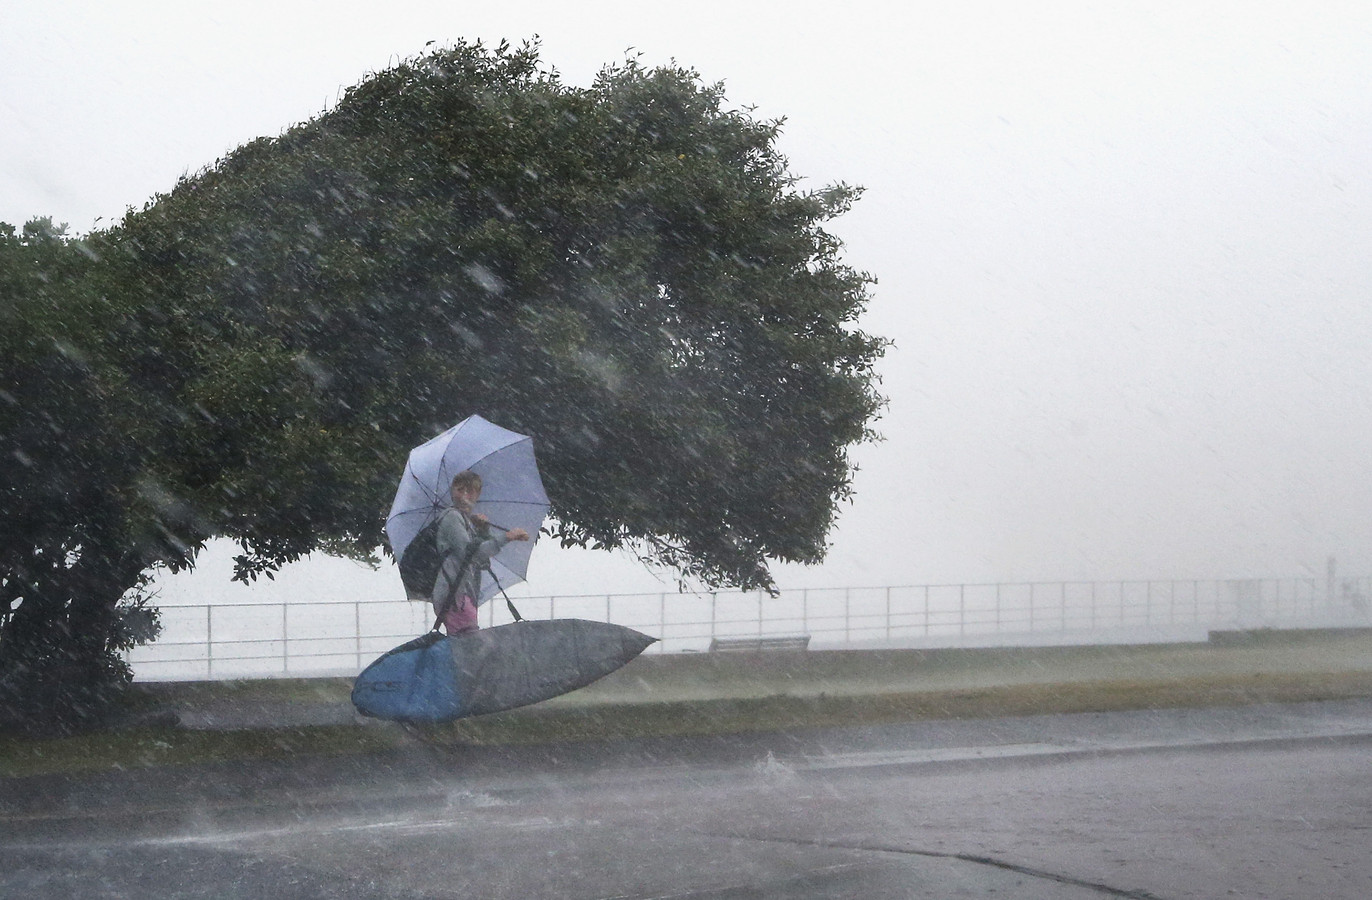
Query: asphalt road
3 699 1371 899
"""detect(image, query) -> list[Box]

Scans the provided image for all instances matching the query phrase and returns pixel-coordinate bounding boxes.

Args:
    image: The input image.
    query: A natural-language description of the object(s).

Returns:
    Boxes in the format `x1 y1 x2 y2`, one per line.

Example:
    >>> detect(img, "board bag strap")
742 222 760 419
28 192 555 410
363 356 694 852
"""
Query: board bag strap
485 566 524 622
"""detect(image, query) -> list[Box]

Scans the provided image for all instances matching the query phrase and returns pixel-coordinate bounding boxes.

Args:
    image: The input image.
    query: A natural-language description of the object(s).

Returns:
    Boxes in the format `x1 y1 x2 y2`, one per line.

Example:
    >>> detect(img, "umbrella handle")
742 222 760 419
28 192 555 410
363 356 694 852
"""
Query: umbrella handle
460 510 504 532
475 516 531 538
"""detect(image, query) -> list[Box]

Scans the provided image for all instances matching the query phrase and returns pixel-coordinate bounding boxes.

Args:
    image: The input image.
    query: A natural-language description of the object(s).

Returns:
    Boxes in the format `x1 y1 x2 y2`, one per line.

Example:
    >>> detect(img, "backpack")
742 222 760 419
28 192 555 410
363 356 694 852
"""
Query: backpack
398 517 444 601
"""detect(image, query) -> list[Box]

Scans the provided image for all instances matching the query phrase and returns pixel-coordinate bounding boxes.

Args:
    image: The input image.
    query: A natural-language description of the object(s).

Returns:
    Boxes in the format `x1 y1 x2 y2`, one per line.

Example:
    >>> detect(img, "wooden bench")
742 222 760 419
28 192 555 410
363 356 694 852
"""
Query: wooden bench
708 635 810 652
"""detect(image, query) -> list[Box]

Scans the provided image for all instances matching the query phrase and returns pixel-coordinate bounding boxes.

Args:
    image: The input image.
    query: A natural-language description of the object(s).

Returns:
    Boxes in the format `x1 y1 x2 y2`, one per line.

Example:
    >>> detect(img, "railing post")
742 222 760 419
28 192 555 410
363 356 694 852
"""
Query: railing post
206 605 213 679
355 601 362 672
959 584 966 636
845 587 852 645
758 590 764 636
282 603 289 674
802 589 809 636
885 587 892 642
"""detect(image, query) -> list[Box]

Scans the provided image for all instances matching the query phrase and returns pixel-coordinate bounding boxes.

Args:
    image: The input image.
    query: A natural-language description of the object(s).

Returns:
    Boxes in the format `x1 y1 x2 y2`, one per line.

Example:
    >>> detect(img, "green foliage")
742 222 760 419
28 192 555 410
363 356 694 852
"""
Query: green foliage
0 39 884 729
111 40 886 585
0 221 150 732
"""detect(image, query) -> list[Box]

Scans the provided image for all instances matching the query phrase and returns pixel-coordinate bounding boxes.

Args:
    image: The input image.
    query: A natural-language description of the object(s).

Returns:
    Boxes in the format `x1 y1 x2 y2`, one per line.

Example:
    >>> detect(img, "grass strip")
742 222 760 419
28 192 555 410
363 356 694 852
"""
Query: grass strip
422 669 1372 744
4 670 1370 778
0 723 407 779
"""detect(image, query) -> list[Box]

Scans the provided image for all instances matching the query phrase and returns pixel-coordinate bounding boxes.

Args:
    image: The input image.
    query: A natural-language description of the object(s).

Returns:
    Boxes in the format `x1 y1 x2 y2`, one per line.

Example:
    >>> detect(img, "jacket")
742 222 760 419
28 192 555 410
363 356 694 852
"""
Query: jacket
429 507 510 618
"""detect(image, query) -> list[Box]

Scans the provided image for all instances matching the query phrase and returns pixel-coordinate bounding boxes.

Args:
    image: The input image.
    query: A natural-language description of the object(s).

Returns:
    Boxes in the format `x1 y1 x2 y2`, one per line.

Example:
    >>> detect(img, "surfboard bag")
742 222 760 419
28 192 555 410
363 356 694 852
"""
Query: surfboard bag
349 632 459 722
352 619 657 723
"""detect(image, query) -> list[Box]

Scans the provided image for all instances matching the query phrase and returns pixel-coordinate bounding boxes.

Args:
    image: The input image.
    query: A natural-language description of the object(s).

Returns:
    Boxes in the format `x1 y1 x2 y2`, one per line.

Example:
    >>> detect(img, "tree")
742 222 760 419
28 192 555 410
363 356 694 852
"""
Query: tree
0 40 885 730
0 220 162 730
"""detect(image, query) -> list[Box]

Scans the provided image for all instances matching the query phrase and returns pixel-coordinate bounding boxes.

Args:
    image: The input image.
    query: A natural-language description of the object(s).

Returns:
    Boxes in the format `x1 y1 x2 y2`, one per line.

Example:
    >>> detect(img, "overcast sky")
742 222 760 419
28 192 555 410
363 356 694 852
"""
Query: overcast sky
5 2 1372 604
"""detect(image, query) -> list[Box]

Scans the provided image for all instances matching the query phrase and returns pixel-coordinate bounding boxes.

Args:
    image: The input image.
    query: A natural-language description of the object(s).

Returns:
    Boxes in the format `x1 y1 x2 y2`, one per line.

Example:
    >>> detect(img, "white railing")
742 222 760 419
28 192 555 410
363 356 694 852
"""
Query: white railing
126 575 1372 681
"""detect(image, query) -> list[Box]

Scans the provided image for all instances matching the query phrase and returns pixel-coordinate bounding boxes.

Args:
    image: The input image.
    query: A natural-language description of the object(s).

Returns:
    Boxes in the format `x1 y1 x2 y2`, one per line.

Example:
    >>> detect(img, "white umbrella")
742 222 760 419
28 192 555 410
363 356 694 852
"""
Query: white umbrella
386 415 549 603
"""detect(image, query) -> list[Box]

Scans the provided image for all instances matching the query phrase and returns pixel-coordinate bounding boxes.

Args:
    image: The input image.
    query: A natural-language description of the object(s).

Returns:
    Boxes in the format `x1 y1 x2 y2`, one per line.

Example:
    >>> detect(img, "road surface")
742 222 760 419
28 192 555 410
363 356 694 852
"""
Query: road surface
3 699 1370 898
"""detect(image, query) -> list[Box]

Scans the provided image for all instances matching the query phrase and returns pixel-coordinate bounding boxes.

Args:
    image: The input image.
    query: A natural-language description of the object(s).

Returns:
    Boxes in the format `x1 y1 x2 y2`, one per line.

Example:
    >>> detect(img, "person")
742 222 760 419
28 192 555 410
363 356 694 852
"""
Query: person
432 470 530 634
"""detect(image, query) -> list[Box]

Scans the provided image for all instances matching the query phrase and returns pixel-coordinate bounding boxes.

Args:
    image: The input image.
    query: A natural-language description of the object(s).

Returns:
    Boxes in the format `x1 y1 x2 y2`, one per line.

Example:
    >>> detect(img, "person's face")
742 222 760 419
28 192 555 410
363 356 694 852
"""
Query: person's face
451 483 480 512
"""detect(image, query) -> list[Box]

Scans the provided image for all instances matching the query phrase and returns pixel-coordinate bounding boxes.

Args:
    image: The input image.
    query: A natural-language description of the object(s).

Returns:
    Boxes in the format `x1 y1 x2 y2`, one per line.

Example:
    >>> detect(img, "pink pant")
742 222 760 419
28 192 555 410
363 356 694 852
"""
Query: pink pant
442 594 480 634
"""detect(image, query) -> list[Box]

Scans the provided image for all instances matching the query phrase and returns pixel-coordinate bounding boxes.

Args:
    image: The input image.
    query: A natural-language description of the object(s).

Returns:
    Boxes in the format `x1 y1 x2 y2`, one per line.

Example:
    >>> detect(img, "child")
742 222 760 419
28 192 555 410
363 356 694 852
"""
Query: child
431 470 530 633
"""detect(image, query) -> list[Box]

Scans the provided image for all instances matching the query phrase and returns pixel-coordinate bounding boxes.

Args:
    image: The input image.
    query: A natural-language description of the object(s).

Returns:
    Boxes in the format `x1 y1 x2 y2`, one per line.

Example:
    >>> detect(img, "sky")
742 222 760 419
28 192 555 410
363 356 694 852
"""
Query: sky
5 1 1372 605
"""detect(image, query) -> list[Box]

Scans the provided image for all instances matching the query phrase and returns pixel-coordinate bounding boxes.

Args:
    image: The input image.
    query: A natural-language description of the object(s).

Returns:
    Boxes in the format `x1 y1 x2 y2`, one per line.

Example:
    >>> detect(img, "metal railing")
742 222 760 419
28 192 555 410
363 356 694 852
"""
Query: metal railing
126 575 1372 681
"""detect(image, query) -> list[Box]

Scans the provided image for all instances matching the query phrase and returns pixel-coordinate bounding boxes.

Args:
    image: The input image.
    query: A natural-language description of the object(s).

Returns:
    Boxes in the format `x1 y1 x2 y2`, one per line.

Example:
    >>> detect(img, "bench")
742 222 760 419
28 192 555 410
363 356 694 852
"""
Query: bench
708 635 810 652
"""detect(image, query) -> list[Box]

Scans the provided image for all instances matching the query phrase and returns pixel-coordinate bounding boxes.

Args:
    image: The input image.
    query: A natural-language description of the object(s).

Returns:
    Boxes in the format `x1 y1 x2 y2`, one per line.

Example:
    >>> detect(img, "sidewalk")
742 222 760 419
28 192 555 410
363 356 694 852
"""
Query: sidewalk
134 627 1372 731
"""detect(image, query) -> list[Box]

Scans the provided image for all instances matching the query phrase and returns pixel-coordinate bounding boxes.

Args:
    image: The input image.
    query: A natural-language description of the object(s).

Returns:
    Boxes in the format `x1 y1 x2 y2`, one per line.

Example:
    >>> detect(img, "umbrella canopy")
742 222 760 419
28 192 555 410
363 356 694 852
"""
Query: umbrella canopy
386 415 550 603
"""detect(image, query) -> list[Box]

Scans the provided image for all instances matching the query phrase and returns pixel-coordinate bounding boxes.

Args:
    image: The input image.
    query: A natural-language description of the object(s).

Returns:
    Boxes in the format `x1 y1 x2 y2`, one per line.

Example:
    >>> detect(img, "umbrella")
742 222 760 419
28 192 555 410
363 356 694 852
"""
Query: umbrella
386 415 550 604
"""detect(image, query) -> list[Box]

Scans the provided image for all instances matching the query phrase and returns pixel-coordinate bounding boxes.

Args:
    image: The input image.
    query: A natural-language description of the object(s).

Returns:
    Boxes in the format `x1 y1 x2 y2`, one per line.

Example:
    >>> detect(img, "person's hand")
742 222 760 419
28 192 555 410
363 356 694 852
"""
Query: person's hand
470 512 489 525
505 528 530 541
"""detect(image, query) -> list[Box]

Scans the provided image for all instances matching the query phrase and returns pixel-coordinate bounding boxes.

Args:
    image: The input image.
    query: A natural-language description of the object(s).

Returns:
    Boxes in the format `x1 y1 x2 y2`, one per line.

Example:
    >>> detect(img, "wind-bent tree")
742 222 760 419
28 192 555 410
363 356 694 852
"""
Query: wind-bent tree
0 41 885 730
0 220 164 729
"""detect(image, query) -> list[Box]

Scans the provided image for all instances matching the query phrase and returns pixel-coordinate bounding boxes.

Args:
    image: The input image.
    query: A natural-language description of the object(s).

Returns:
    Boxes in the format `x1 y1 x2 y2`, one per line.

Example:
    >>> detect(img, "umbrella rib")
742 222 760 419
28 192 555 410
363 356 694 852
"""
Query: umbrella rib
403 463 440 501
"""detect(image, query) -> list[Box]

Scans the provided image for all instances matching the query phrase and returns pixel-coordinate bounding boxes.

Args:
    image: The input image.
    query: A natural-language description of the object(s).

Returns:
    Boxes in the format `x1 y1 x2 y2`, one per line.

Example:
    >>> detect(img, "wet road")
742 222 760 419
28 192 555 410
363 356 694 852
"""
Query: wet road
3 699 1370 899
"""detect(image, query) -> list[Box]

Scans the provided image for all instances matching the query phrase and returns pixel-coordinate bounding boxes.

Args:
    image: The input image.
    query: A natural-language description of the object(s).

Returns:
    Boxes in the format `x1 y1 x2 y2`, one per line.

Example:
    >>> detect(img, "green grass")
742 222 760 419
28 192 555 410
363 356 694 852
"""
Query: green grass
4 666 1370 779
0 723 406 779
422 669 1372 744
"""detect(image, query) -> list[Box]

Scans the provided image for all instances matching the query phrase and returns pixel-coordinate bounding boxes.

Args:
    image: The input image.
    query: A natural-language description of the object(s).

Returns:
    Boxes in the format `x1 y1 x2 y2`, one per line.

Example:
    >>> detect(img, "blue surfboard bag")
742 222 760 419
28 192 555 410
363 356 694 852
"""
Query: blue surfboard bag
351 632 462 723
